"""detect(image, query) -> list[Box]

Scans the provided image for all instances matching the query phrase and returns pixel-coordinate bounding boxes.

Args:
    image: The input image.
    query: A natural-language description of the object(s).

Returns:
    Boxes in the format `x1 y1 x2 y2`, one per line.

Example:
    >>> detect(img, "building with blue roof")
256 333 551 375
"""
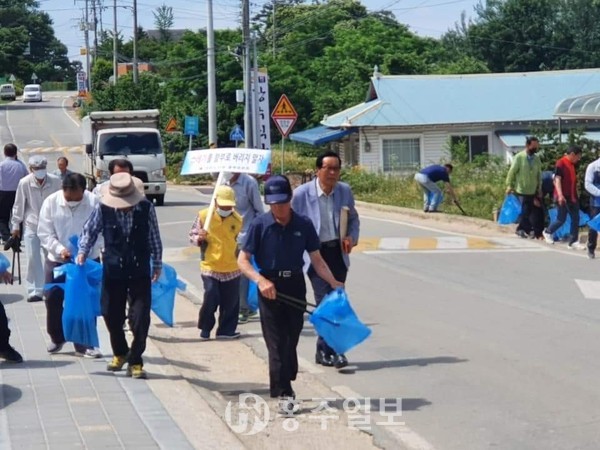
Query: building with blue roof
289 67 600 173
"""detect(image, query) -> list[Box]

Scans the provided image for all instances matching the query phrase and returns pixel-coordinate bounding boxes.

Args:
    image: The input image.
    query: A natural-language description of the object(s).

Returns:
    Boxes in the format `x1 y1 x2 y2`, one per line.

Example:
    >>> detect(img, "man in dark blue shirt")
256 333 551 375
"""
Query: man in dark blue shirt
414 164 458 212
238 175 343 412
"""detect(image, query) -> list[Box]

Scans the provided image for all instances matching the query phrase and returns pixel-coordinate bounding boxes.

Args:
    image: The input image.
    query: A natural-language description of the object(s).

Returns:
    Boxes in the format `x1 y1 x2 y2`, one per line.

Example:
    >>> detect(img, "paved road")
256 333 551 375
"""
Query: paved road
3 92 600 449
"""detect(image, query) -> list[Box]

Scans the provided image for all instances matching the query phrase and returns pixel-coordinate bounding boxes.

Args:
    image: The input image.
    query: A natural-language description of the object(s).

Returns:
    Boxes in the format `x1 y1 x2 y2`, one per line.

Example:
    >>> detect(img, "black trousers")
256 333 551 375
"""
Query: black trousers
0 190 15 241
589 205 600 252
0 301 11 351
259 273 306 398
308 243 348 356
102 276 151 366
198 275 240 336
43 259 88 352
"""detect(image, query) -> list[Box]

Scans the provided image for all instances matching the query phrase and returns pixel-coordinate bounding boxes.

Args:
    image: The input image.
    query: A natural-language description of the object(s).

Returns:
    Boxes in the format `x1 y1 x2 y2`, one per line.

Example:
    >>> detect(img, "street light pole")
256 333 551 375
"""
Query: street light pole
132 0 139 83
85 0 92 91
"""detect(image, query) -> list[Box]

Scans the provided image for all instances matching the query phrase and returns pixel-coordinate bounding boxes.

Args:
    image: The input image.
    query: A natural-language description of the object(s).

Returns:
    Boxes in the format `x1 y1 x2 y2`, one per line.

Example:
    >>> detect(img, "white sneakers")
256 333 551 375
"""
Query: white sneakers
542 231 554 244
568 242 586 251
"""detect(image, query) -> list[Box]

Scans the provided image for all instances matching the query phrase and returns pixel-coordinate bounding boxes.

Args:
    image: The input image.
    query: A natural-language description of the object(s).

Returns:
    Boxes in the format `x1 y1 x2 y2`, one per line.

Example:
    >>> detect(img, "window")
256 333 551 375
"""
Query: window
451 135 489 161
382 138 420 171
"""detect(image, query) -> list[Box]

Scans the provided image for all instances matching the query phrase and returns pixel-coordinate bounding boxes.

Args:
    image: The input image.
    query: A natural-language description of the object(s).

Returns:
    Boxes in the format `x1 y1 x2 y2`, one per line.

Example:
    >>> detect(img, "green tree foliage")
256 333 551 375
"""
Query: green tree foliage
0 0 73 84
153 4 175 42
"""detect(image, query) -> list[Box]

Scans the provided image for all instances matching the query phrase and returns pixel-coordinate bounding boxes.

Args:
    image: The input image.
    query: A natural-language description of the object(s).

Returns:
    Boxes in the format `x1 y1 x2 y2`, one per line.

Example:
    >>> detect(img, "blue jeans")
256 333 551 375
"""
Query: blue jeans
23 225 46 297
198 275 240 336
415 173 442 211
546 200 579 244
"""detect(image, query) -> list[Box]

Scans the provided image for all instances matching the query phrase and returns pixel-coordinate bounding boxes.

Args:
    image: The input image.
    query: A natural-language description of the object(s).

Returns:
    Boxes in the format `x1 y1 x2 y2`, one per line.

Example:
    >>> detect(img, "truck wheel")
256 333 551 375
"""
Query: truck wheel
155 194 165 206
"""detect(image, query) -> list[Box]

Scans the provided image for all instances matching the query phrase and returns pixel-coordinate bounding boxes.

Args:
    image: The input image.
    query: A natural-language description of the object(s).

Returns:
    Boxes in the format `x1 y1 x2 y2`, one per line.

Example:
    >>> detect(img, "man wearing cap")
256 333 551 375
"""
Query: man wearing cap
77 173 163 379
238 175 343 411
292 151 360 369
11 155 62 302
189 185 243 339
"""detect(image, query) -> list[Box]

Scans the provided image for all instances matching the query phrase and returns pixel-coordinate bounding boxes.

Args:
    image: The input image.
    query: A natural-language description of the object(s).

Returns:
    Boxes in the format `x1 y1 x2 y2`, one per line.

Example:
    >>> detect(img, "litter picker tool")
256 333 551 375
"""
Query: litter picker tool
454 200 467 216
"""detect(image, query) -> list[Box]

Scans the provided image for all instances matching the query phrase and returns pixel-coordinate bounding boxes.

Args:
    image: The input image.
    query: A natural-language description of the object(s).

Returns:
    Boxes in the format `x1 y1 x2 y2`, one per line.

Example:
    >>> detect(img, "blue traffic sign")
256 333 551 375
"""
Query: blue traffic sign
230 124 245 142
184 116 199 136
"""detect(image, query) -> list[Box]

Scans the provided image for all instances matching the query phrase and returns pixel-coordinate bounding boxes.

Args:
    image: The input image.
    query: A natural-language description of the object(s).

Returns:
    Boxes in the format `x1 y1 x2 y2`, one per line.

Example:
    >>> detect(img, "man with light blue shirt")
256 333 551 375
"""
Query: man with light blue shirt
0 144 28 242
225 172 264 323
585 158 600 259
291 151 360 369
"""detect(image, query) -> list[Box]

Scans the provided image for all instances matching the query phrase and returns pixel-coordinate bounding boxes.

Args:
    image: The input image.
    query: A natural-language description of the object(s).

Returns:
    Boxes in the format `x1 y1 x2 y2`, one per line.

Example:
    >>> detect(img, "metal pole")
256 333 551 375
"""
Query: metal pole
272 0 276 58
207 0 217 145
189 134 193 152
132 0 139 83
252 34 259 148
85 0 92 91
242 0 252 148
113 0 117 84
281 137 285 174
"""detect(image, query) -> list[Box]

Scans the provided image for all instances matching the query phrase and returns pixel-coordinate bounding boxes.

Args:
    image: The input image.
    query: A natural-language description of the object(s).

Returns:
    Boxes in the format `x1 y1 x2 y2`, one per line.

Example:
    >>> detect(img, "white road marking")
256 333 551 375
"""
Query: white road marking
365 248 549 255
19 146 83 154
362 214 474 237
379 237 411 250
298 356 324 374
160 221 193 227
575 279 600 299
62 97 80 127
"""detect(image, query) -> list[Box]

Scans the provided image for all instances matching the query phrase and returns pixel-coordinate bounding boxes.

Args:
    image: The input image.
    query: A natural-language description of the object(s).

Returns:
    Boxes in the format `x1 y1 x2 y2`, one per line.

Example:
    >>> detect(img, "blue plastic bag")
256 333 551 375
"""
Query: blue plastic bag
246 257 260 312
51 260 103 348
589 212 600 231
309 289 371 355
498 194 522 225
151 263 186 327
0 253 10 273
548 208 590 240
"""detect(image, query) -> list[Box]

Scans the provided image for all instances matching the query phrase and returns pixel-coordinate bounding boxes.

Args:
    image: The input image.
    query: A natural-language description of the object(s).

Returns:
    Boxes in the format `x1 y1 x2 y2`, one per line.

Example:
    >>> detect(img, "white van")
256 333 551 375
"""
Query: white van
23 84 42 102
0 84 16 101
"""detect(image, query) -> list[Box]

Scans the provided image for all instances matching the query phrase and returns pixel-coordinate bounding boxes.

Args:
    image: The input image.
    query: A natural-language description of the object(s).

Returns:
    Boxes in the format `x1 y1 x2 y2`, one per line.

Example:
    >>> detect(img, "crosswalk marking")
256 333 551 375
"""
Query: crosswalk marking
19 146 83 154
575 279 600 299
357 236 542 253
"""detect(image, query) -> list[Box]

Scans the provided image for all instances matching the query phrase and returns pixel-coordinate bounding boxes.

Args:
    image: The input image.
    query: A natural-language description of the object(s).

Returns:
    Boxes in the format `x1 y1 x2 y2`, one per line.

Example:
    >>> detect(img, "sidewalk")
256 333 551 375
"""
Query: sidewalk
0 263 246 450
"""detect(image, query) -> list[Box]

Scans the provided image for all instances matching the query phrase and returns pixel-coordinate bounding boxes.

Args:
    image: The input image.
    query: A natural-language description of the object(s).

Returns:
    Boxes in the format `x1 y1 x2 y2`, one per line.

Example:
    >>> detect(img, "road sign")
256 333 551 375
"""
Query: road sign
184 116 199 136
230 125 245 142
166 117 179 132
31 72 38 82
8 74 15 82
271 94 298 138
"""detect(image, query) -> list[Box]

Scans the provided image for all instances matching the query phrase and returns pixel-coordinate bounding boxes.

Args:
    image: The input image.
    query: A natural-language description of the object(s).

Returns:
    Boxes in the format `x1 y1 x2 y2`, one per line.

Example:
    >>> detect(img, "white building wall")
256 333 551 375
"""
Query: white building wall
422 131 449 165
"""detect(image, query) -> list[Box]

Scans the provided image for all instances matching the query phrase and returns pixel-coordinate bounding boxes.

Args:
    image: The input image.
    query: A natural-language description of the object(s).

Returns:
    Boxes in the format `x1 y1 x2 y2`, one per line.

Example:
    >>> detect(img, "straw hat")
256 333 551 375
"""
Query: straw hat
100 173 145 209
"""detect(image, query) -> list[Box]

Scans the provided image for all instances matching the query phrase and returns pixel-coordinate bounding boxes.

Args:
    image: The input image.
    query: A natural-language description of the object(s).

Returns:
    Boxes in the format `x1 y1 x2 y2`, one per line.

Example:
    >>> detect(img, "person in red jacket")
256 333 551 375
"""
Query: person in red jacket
542 145 584 249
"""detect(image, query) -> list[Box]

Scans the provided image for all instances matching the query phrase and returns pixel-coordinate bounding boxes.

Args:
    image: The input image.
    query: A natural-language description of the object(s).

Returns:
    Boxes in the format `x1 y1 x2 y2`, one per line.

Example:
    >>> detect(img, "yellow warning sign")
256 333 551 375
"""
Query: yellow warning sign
271 94 298 119
166 117 179 132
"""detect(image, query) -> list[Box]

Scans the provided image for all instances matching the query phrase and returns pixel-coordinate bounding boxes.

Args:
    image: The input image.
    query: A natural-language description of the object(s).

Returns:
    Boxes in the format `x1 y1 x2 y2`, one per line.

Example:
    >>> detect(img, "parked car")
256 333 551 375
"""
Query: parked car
0 84 16 101
23 84 42 102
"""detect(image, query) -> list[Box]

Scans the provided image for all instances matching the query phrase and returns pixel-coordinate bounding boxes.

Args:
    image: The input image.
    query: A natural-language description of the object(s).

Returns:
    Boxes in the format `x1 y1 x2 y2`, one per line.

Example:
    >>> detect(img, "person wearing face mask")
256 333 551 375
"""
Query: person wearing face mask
189 185 243 340
11 155 62 302
506 136 543 239
38 173 103 357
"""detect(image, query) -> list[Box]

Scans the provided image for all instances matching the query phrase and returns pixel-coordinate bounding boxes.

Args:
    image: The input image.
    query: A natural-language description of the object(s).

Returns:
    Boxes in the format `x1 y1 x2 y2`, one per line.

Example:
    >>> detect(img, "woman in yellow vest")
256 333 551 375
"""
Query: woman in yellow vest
189 185 243 339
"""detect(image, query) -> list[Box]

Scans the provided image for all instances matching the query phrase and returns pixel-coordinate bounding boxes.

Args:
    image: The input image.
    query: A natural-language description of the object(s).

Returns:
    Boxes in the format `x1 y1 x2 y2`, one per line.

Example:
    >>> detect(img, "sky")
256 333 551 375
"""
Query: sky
38 0 480 66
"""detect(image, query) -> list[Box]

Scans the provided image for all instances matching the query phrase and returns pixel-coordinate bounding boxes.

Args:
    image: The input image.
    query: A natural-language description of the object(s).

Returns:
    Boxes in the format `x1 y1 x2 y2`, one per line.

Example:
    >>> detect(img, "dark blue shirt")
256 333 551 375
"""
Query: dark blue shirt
420 165 450 183
541 170 554 198
242 210 320 271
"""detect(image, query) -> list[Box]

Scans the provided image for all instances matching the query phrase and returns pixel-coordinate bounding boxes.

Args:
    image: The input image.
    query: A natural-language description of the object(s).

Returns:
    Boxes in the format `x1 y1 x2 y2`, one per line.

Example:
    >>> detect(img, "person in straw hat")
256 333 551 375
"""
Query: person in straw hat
77 173 163 379
189 185 243 340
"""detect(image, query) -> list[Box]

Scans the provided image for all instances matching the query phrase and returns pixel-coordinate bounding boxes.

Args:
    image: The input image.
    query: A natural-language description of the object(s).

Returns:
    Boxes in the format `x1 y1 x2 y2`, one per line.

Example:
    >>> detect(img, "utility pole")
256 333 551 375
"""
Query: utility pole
252 35 259 148
84 0 92 92
272 1 276 58
242 0 253 148
113 0 117 84
207 0 217 145
92 0 99 68
132 0 139 83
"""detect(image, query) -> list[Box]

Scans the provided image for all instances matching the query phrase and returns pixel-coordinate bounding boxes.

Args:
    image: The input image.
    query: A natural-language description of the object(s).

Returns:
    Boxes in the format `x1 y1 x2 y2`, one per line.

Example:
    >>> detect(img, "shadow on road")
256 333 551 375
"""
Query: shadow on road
342 356 468 374
1 294 25 305
161 200 209 208
0 385 22 410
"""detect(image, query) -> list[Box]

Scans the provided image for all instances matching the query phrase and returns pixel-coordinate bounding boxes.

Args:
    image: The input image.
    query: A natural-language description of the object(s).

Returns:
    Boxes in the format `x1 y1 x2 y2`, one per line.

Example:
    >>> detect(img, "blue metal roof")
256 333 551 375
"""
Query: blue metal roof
289 125 355 146
322 69 600 128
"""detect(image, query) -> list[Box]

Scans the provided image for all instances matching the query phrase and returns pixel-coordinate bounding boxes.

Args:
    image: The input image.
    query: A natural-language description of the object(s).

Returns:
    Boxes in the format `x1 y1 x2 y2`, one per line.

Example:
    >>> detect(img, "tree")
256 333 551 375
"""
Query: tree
153 4 174 42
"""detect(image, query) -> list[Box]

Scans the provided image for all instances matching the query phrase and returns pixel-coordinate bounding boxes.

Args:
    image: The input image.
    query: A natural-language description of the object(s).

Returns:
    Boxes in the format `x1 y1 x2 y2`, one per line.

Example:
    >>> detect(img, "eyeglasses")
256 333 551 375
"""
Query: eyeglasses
321 166 341 172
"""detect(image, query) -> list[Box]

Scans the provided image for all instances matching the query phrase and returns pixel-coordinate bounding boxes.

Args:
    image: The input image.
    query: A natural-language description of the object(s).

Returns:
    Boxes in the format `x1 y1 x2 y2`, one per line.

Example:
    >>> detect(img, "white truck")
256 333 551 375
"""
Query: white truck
82 109 167 206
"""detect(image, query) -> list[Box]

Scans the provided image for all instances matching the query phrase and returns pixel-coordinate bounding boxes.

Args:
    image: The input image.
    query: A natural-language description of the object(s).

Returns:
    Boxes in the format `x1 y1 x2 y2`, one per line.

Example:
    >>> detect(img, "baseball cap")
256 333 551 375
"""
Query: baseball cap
28 155 47 169
215 185 236 206
264 175 292 204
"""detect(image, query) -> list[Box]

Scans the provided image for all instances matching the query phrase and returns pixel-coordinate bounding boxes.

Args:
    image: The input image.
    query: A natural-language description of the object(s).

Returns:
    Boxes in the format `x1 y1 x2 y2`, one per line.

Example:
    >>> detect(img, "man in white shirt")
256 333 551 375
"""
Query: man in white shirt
38 173 103 357
10 155 62 302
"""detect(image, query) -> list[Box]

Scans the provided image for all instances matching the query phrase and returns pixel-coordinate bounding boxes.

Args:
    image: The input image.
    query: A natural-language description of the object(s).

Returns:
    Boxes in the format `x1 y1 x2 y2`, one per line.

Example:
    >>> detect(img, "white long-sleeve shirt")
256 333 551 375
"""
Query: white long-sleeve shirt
38 190 102 262
11 173 62 232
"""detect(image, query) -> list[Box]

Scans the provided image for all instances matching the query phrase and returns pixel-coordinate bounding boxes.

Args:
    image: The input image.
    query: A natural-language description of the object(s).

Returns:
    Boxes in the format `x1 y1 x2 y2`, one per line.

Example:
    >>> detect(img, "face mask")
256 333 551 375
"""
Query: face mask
217 208 233 218
33 169 46 179
66 200 82 208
